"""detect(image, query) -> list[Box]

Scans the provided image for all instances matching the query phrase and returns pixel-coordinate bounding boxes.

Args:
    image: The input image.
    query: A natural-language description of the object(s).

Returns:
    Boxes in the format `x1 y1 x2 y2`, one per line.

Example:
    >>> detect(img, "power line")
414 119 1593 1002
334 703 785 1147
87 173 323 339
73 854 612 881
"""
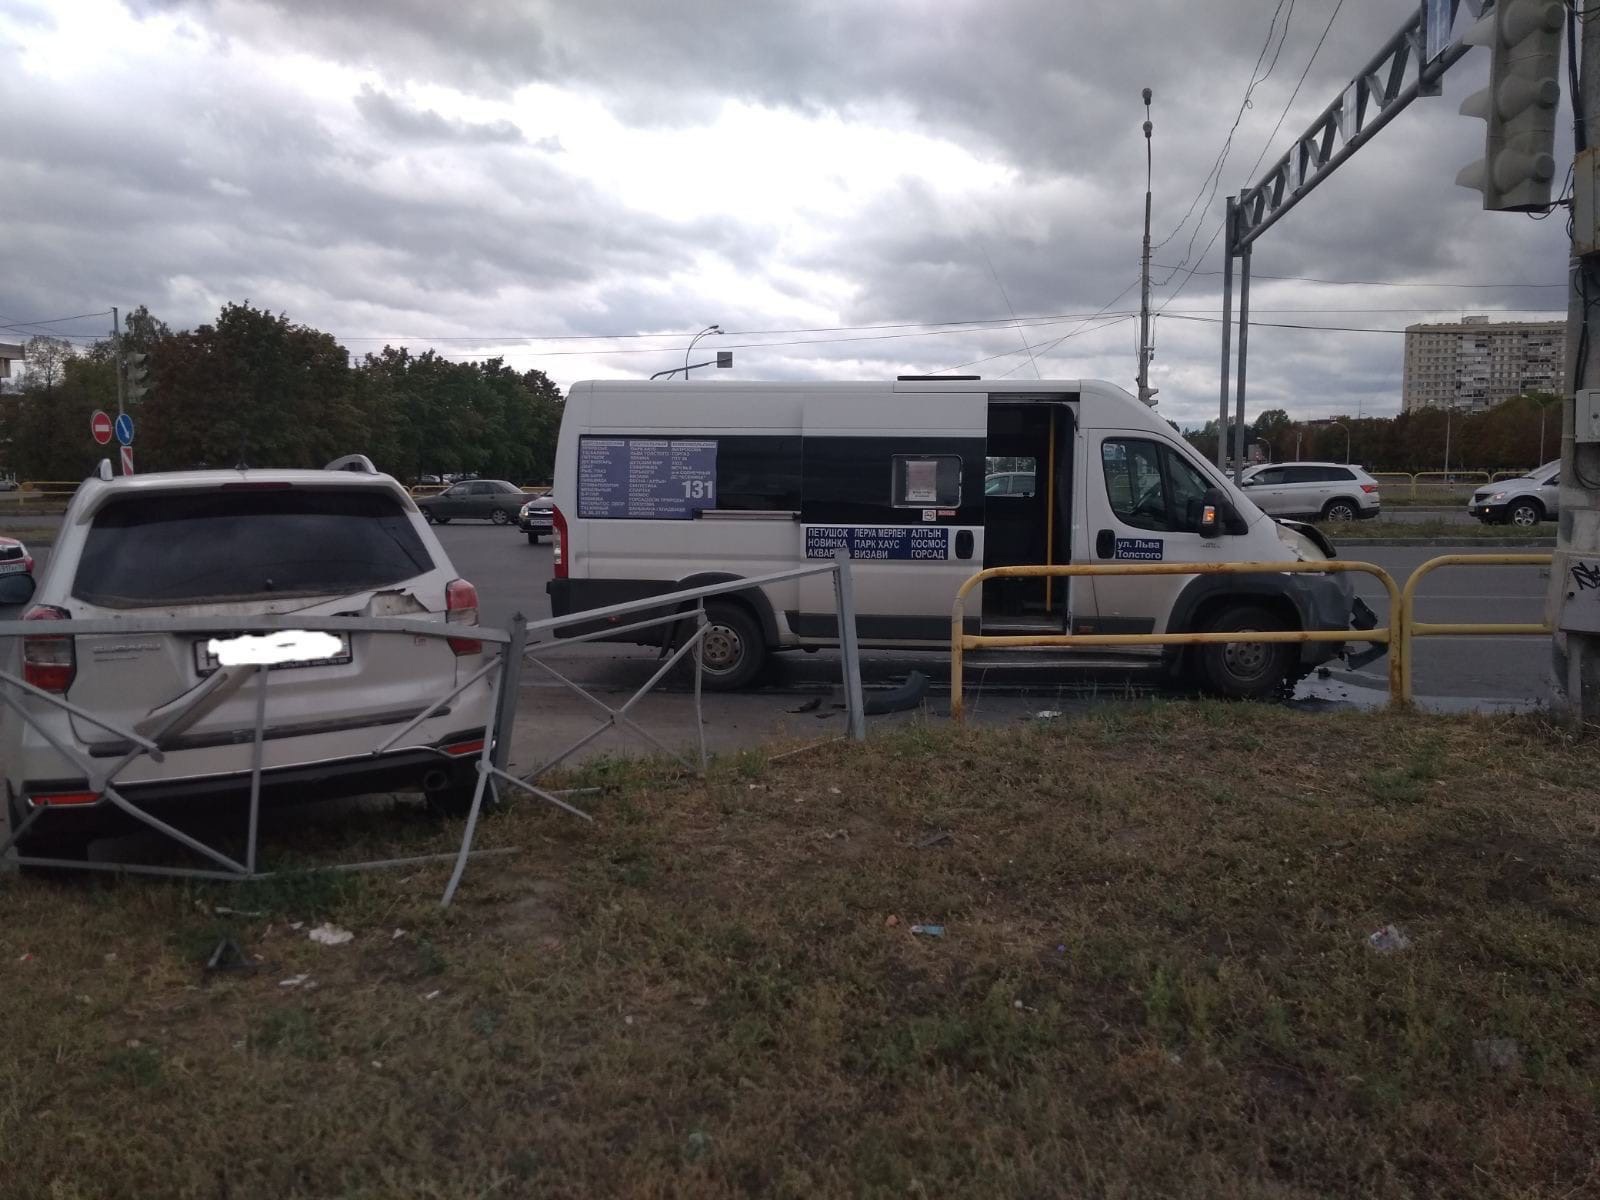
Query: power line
1240 0 1348 186
1152 0 1292 256
1151 264 1565 288
0 309 114 335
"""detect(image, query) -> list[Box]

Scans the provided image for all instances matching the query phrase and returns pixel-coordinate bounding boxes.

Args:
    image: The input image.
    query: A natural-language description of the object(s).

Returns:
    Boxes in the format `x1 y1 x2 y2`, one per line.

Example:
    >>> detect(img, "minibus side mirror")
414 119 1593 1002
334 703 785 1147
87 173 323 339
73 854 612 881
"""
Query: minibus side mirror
1196 489 1241 539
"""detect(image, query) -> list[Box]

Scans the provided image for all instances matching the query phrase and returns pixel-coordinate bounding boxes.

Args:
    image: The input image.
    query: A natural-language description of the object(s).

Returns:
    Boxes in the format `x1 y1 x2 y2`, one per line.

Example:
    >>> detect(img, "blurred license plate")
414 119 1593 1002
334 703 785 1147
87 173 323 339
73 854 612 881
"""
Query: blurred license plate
194 632 353 675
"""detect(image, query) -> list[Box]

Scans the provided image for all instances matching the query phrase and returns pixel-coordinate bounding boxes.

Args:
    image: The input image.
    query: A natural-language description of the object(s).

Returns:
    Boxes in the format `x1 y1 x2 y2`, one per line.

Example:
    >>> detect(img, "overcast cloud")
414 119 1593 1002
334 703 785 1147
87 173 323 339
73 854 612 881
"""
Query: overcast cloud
0 0 1574 425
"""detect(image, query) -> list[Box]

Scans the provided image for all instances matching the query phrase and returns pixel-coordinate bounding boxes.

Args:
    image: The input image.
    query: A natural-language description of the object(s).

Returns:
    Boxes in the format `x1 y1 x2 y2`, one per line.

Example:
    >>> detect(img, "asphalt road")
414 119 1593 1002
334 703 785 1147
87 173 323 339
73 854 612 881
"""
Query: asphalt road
1 520 1555 709
430 523 1554 709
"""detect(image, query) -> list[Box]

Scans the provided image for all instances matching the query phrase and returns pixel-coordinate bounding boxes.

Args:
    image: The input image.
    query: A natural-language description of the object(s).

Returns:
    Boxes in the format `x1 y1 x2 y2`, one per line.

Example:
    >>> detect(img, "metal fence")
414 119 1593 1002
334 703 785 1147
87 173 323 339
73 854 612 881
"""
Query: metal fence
949 559 1403 720
0 553 867 906
1398 553 1553 702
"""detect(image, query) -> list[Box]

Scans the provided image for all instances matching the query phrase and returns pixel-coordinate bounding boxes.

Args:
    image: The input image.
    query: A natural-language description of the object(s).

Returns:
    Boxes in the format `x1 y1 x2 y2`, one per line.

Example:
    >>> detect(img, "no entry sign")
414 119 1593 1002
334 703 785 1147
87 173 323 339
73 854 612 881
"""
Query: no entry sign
91 410 113 445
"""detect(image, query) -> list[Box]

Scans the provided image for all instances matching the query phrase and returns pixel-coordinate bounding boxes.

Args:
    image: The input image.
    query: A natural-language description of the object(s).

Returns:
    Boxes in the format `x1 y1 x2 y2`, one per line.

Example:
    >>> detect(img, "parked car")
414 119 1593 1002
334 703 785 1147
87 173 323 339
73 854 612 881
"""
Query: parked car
0 536 33 576
1467 460 1560 526
519 495 554 543
0 456 493 861
415 479 528 525
0 478 18 493
985 470 1036 497
1238 462 1381 522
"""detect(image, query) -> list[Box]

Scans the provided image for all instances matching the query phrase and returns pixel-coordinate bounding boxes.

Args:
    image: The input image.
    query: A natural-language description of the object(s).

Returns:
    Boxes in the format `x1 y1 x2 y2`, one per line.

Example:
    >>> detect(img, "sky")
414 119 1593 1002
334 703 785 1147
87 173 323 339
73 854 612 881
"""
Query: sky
0 0 1576 428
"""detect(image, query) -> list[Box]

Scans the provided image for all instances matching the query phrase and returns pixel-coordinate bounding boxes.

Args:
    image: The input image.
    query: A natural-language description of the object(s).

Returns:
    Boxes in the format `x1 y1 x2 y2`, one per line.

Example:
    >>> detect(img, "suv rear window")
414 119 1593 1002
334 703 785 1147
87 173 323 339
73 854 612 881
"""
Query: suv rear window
73 488 435 607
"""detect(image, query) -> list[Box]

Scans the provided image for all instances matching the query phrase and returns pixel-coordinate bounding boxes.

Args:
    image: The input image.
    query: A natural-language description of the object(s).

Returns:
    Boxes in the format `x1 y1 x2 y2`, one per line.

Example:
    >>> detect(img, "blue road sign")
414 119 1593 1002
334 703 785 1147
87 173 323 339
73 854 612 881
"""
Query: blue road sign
114 413 134 446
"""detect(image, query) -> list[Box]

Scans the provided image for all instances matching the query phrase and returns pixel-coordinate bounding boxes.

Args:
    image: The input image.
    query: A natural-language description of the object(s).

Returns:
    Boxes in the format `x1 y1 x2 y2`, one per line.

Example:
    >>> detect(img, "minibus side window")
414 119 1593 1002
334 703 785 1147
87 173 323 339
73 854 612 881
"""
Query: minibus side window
891 454 962 507
1101 438 1214 533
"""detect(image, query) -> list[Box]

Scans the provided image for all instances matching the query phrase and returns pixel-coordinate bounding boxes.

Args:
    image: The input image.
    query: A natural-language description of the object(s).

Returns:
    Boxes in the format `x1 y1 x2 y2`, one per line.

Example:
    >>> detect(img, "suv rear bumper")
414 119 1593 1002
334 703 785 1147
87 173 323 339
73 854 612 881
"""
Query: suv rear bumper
8 732 486 841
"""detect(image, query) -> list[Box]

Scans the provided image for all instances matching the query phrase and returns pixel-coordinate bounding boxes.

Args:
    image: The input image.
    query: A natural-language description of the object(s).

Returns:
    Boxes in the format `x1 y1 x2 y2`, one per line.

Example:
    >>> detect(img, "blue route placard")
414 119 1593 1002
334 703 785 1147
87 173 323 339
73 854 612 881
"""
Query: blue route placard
578 437 718 519
805 525 950 561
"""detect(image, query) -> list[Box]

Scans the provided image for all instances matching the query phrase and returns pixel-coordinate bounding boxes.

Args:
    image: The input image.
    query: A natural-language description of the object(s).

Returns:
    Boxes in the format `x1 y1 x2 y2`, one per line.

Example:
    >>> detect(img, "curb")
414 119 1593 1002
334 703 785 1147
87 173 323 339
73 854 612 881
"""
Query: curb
1333 538 1555 548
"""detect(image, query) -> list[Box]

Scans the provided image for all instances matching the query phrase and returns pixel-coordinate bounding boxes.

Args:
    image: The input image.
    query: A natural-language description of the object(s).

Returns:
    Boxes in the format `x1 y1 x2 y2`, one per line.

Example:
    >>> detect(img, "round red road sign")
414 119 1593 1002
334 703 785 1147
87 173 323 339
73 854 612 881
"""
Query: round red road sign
91 410 113 445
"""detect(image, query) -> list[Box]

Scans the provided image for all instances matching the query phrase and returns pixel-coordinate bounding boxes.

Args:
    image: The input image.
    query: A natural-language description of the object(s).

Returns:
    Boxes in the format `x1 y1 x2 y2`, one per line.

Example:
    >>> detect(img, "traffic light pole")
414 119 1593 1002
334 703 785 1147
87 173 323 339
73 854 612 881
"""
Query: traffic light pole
1550 7 1600 723
111 306 125 420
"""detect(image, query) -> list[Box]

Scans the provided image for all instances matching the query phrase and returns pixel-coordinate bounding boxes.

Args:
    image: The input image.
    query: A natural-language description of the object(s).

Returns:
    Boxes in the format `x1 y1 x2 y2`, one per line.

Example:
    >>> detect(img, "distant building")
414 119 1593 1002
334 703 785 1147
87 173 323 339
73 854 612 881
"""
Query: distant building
1401 315 1564 413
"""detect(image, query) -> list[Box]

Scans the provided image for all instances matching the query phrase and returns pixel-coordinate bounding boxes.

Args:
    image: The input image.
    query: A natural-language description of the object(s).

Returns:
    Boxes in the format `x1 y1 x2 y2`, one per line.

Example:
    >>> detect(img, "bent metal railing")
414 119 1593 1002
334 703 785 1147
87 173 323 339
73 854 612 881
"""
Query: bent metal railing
0 613 535 906
0 553 868 906
949 559 1403 719
510 552 867 810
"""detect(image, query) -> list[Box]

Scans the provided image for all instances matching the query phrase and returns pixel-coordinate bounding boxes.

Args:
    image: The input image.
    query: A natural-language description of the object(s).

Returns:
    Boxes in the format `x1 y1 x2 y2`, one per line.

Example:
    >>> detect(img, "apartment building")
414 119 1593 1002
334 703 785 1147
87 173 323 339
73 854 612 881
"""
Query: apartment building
1401 315 1564 413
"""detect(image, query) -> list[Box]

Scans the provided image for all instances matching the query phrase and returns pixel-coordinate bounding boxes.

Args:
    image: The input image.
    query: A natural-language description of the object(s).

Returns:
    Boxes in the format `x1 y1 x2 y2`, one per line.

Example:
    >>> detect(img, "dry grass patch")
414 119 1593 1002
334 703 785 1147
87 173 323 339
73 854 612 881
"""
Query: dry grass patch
3 703 1600 1198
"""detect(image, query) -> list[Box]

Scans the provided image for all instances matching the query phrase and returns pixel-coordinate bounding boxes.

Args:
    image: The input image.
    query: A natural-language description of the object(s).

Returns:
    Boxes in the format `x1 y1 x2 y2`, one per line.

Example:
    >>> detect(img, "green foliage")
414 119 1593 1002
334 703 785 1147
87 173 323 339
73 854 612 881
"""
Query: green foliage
0 303 564 483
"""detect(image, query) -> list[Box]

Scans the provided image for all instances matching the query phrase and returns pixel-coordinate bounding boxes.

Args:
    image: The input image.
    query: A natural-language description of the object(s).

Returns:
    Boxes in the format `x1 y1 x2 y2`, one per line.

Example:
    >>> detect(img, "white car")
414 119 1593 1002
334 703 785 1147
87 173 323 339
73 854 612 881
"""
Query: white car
0 458 494 861
1468 461 1560 526
1238 462 1381 522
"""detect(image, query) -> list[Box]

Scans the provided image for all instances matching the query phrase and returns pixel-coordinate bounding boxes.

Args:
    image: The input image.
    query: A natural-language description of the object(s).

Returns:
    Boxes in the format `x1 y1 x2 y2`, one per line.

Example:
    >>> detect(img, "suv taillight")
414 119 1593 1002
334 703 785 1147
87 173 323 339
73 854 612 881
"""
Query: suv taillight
446 578 482 656
552 505 568 579
23 605 74 693
1361 484 1378 494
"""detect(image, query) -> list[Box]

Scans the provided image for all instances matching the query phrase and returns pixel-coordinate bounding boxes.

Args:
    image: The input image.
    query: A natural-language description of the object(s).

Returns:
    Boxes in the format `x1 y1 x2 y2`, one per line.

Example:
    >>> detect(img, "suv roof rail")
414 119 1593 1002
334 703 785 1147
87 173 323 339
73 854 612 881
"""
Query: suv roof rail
325 454 378 474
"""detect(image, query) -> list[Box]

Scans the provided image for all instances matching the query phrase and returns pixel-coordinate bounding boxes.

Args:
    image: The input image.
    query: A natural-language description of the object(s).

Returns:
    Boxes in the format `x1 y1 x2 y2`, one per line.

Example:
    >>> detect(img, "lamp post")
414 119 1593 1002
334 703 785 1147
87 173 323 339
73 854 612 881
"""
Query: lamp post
685 325 721 380
1309 419 1348 463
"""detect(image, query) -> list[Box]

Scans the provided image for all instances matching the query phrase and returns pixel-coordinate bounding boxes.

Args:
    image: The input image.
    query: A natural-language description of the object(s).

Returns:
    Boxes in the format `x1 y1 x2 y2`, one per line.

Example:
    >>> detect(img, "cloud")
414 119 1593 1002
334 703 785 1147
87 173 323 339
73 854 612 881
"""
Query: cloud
0 0 1571 429
354 85 524 144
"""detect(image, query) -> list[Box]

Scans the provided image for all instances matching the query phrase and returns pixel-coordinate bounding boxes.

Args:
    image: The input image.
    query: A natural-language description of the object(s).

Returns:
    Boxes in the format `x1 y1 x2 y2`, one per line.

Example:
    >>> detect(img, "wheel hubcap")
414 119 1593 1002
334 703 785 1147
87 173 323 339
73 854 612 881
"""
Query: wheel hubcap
1328 505 1354 522
1513 508 1536 526
701 624 743 673
1222 635 1269 679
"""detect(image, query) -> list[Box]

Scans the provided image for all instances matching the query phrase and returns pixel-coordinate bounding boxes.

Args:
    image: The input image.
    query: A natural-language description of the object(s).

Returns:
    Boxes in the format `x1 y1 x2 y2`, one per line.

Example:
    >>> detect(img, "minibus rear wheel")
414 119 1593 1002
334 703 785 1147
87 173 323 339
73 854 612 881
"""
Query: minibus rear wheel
695 601 766 690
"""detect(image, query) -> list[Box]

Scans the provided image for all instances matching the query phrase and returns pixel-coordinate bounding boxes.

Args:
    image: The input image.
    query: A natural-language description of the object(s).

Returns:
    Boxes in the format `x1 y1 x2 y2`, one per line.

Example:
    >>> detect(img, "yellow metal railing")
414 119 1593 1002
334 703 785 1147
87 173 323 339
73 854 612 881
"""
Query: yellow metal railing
949 560 1403 720
1398 553 1552 702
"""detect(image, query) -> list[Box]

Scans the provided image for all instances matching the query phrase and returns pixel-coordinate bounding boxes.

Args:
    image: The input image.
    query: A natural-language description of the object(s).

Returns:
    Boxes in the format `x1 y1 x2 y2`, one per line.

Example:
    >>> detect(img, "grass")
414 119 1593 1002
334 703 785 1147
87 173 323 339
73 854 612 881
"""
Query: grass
4 703 1600 1197
1318 517 1554 540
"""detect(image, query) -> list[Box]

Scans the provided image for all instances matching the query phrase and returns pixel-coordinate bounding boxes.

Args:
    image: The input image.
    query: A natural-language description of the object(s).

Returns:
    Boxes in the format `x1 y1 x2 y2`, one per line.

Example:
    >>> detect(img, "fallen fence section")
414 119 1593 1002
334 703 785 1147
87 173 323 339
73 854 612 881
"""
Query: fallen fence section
949 560 1403 721
0 613 537 908
493 552 868 860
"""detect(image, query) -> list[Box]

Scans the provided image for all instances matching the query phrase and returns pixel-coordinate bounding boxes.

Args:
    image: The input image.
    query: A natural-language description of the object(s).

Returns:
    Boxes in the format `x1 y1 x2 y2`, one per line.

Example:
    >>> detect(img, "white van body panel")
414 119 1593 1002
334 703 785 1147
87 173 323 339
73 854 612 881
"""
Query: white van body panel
547 379 1355 682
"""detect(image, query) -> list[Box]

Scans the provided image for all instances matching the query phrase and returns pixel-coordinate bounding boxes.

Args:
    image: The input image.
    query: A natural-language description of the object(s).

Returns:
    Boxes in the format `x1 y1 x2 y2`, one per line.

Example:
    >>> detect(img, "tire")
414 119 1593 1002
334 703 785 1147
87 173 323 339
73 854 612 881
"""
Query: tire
422 508 438 524
1507 499 1542 528
526 531 541 544
491 509 511 525
423 769 497 819
1321 498 1359 523
694 601 766 691
1193 604 1296 700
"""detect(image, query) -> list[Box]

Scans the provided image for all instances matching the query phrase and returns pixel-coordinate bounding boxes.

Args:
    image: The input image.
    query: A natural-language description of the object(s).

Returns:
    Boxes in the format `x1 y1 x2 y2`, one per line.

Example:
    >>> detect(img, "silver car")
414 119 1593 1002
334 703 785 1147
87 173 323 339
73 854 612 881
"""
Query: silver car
1238 462 1382 522
0 458 495 860
1468 460 1560 526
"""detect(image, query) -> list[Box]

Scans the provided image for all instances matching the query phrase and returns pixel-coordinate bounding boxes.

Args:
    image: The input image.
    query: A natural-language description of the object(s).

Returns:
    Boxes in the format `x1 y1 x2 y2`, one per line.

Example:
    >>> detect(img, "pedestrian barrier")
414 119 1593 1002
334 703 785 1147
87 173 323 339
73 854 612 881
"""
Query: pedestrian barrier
0 613 539 907
1398 553 1553 703
511 553 867 820
1365 471 1526 503
0 554 867 906
949 560 1403 721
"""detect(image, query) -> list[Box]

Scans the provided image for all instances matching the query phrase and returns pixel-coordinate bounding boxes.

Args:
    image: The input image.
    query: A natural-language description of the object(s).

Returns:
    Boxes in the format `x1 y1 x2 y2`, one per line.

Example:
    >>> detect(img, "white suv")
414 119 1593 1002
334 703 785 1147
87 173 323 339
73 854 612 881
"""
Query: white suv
0 459 493 860
1238 462 1381 522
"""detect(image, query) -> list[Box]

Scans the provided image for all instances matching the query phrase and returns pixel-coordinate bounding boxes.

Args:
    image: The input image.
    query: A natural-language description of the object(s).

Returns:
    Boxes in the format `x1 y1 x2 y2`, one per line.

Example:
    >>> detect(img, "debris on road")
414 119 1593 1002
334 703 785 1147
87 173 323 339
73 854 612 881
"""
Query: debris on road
1366 924 1411 953
910 924 945 938
788 697 822 714
278 974 311 988
309 923 354 946
884 914 899 928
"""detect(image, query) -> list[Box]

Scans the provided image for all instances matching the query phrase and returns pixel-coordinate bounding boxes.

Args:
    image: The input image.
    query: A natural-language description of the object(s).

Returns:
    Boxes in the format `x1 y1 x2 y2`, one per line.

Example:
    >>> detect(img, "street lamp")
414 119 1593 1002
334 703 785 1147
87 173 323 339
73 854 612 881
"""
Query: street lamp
1310 419 1349 463
685 324 721 379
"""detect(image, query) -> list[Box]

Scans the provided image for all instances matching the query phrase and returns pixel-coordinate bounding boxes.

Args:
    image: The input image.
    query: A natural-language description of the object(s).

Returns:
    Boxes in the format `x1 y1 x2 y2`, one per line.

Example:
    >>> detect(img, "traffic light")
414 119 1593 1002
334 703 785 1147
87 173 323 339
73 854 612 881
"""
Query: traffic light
1456 0 1564 212
123 352 149 402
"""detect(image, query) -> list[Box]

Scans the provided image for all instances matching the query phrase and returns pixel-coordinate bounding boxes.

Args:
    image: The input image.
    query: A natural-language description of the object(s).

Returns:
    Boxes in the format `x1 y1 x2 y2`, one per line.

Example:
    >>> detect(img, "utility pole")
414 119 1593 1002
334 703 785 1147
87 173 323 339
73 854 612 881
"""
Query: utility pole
1551 1 1600 721
1136 88 1157 407
111 306 125 419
